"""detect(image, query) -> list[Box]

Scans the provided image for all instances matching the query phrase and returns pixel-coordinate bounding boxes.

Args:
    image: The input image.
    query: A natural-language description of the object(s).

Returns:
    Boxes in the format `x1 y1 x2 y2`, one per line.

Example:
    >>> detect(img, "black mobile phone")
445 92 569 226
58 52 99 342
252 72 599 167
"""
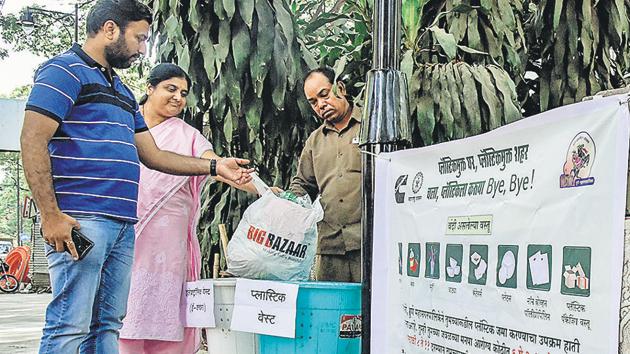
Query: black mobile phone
66 229 94 260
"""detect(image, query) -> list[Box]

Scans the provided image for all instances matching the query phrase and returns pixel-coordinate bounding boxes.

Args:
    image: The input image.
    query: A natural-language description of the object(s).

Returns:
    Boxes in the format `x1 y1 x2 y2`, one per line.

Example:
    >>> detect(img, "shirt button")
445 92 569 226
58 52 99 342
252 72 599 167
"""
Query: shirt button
338 173 343 178
342 225 347 229
339 198 344 203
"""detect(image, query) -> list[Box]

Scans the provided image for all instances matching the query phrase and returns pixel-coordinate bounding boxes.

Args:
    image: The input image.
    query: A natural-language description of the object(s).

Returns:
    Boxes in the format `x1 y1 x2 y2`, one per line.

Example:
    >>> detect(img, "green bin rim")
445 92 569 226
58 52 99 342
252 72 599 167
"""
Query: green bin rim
210 279 360 289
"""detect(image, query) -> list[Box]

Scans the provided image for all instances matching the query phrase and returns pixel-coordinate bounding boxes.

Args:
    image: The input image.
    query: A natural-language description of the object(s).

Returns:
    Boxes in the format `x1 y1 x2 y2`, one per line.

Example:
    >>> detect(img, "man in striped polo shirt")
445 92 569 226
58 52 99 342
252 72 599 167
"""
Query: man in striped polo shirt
20 1 252 353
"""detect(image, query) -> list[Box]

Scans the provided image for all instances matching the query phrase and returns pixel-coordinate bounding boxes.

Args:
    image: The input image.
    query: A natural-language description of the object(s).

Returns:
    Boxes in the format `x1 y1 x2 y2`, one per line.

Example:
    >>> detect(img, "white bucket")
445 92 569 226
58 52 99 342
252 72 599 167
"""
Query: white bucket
205 278 259 354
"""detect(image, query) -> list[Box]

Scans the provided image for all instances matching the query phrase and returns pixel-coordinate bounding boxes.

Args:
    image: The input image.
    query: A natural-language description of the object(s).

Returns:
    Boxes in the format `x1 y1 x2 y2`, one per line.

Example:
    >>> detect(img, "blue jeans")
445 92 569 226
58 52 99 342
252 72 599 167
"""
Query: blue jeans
39 215 135 354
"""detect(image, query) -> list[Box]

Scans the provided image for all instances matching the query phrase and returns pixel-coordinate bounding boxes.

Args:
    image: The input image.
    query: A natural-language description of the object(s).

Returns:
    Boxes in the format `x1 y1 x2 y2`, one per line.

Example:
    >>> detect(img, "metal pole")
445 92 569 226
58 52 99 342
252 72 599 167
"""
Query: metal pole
16 155 20 247
360 0 410 352
372 0 401 69
74 3 79 43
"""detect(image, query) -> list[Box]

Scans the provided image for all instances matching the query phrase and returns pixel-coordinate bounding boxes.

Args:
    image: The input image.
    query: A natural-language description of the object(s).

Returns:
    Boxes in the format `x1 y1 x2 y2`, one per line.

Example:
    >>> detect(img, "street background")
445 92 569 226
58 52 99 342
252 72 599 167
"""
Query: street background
0 292 211 353
0 293 49 353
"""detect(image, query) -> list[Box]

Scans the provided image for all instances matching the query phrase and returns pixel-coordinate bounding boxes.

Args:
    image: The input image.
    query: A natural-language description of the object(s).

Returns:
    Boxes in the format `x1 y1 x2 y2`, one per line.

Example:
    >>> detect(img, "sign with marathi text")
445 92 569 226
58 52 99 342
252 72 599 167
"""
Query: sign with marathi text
231 278 299 338
184 280 216 328
371 95 630 354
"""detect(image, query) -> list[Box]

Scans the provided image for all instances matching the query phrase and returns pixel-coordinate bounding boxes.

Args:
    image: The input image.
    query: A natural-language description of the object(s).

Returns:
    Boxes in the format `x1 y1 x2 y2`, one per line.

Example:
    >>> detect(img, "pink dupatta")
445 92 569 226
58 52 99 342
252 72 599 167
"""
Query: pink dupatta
135 117 212 282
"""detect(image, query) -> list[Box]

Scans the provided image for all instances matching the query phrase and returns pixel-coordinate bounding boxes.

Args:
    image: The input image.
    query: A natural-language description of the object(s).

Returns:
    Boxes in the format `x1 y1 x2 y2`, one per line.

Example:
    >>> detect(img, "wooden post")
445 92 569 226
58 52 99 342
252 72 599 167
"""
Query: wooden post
213 253 220 278
218 224 230 264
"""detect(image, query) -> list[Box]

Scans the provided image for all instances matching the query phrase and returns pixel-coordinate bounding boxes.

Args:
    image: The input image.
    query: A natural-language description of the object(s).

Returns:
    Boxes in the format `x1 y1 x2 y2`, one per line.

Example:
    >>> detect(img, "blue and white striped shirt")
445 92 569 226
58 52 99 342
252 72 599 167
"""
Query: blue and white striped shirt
26 44 148 222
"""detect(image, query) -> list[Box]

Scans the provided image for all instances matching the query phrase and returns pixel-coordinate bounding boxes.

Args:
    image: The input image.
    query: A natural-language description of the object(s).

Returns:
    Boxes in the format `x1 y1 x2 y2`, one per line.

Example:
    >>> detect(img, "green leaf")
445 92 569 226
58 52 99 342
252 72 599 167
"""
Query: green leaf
273 0 295 51
245 98 262 137
199 19 217 81
401 49 415 96
416 96 435 145
209 187 230 236
553 0 564 31
223 59 242 114
457 44 489 56
581 0 593 67
214 0 226 21
231 18 251 75
224 109 233 143
303 13 349 34
470 66 501 130
487 66 521 123
437 66 454 138
458 63 481 135
429 26 457 60
237 0 255 28
177 43 191 73
215 20 231 66
331 55 348 96
271 25 288 110
402 0 422 47
466 11 481 50
451 3 475 13
497 0 515 28
188 0 201 29
250 0 275 96
164 15 181 41
445 63 463 138
224 0 236 21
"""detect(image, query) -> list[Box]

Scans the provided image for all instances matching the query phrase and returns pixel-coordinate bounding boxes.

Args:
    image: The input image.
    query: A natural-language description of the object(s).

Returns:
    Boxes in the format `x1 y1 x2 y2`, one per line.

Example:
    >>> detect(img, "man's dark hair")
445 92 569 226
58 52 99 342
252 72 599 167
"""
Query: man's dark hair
303 67 337 85
304 66 354 103
86 0 153 37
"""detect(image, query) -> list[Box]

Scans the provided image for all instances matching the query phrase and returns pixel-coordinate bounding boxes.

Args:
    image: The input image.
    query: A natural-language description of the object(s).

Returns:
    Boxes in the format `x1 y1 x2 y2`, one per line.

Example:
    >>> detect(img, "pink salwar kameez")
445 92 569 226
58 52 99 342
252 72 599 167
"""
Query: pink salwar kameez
119 117 213 354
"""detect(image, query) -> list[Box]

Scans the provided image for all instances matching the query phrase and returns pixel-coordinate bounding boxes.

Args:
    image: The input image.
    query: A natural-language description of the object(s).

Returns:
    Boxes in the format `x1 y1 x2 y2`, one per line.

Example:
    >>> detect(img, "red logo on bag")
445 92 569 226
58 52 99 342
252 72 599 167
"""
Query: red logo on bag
247 225 308 259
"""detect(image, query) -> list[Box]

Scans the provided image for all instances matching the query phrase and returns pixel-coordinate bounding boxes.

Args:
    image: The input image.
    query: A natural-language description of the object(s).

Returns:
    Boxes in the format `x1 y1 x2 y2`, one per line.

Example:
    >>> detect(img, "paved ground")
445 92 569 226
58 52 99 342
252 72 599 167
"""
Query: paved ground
0 292 49 354
0 292 210 353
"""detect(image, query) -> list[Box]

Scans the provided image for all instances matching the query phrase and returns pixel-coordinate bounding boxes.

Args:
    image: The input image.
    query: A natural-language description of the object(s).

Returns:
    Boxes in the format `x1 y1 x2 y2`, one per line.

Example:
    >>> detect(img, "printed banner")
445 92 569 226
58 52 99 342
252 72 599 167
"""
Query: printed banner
371 95 630 354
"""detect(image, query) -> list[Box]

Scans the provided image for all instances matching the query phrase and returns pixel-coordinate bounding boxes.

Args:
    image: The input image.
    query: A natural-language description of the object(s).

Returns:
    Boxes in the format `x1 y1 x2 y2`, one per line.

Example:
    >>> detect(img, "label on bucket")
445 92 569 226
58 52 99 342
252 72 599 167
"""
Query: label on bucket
339 314 362 338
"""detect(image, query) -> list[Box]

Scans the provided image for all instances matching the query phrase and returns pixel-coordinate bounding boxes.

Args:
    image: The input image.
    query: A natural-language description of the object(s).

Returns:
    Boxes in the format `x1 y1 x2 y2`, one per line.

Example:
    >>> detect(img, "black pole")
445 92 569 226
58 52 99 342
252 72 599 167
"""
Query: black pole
16 155 20 247
360 0 411 352
74 4 79 43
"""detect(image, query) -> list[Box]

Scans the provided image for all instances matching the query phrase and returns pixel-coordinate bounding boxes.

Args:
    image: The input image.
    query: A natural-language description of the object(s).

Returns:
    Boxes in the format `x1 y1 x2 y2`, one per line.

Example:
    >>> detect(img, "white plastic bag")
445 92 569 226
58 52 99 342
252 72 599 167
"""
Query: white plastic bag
227 174 323 281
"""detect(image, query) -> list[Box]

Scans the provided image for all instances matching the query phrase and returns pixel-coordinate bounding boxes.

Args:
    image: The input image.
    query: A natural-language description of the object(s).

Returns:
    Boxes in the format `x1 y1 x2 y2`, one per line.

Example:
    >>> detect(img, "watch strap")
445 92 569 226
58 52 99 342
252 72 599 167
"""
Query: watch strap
210 159 217 177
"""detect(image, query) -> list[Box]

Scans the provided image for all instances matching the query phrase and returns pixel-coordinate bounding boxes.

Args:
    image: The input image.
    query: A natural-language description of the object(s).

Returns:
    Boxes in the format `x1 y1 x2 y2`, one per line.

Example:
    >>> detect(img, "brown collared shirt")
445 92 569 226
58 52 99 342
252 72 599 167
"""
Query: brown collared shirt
289 108 362 255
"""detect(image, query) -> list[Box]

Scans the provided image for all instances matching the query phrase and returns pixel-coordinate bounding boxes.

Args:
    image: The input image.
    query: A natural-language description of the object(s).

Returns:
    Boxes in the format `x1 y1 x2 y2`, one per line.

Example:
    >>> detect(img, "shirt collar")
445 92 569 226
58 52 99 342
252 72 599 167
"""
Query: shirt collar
322 105 362 134
70 43 118 78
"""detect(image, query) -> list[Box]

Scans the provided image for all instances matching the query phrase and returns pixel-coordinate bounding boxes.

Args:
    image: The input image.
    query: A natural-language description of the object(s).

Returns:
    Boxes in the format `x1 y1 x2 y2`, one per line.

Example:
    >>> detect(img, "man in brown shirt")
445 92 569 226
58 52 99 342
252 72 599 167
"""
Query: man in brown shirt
289 67 362 282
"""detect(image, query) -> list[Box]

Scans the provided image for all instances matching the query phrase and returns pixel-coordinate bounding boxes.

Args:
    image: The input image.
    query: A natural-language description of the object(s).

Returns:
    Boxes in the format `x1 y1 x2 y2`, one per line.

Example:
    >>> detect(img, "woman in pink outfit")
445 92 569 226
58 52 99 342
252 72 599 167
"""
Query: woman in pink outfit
119 64 255 354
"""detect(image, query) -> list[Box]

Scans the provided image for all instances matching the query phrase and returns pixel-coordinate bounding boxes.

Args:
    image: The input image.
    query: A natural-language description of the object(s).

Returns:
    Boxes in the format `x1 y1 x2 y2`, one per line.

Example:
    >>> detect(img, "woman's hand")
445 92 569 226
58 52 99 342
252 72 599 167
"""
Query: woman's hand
216 158 255 185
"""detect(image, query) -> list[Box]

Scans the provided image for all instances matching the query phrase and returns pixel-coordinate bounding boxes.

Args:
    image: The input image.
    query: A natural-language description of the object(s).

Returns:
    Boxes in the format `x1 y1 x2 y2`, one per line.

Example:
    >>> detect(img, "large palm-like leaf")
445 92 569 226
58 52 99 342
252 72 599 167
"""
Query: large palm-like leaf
409 62 521 146
529 0 629 111
399 0 525 146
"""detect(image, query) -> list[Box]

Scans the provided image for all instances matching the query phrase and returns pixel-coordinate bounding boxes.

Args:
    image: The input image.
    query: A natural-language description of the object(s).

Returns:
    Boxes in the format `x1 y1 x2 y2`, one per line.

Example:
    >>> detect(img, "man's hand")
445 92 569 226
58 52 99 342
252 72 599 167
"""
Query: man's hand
270 187 284 195
216 158 255 185
41 211 81 260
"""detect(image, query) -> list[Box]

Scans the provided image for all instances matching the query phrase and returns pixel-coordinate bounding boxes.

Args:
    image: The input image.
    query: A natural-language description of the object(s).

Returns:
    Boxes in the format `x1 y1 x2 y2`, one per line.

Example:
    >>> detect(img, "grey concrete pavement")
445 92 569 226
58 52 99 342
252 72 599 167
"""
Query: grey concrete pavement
0 293 50 354
0 293 212 353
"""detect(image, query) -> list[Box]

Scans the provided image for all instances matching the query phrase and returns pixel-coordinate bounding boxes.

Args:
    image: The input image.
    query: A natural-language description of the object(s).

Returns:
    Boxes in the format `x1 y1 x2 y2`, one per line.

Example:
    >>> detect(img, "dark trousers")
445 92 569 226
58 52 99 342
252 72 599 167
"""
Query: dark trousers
316 250 361 282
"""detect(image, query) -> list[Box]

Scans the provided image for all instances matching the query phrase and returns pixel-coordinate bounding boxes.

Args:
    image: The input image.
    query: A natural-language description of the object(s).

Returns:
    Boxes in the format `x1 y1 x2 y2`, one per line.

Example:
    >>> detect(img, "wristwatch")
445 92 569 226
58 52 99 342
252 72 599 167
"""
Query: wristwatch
209 159 217 177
